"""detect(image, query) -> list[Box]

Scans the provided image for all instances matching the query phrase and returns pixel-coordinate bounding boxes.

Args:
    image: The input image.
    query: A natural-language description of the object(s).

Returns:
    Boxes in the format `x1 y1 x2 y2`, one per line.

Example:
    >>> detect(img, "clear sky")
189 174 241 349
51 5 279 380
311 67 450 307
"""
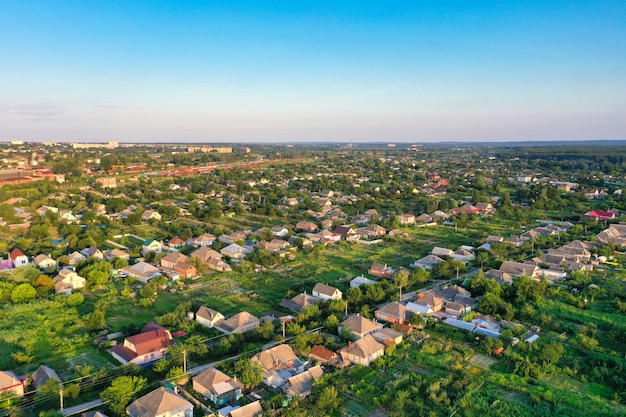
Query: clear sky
1 1 625 143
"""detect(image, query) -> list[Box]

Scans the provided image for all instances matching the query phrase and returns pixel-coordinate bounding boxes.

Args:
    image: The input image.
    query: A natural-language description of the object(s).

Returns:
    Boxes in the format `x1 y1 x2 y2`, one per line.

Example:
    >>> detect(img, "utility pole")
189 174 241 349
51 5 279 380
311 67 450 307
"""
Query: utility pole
183 349 187 375
60 388 64 410
282 320 286 338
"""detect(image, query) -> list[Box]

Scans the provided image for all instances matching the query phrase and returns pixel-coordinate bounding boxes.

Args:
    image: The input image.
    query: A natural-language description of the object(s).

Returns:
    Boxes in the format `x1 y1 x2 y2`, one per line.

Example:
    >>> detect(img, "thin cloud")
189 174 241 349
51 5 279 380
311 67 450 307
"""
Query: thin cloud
1 102 66 119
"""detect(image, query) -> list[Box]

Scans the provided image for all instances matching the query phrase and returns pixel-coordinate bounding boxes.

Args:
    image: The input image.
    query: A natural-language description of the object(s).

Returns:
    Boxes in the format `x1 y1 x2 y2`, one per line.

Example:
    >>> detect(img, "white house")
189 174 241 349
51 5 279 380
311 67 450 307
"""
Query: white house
312 283 342 301
195 306 225 328
9 248 29 267
142 239 163 256
53 269 86 295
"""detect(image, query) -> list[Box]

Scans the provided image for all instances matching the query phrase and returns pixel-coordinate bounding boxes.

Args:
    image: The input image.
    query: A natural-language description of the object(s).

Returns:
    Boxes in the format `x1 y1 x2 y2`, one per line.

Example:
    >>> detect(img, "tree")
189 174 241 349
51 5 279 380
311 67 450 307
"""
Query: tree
35 275 54 290
111 257 128 270
476 251 490 269
393 269 409 301
287 322 306 336
408 313 425 328
538 341 564 364
316 386 340 410
35 378 60 402
345 287 362 312
512 275 546 305
84 310 106 331
8 407 26 417
235 357 263 390
10 266 41 283
328 299 346 314
100 375 147 416
153 358 171 374
166 366 185 384
324 314 340 332
411 268 430 285
256 321 275 340
29 224 50 239
479 293 514 320
38 412 63 417
11 283 37 303
365 284 385 303
66 293 84 306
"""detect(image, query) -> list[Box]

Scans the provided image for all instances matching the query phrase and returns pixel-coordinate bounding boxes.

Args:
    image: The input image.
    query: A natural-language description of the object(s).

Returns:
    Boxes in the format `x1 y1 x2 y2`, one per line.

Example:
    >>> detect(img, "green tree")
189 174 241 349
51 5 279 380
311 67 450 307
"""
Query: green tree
66 293 84 306
393 269 409 301
10 266 41 283
346 287 362 312
365 284 385 302
38 412 64 417
538 341 564 364
35 378 60 402
476 251 490 269
328 299 346 314
324 314 340 332
408 313 425 328
100 375 147 416
29 224 50 239
11 283 37 303
84 310 106 331
411 268 430 285
153 358 171 374
235 357 264 390
287 322 306 336
316 386 340 410
166 366 186 384
256 321 275 340
8 407 26 417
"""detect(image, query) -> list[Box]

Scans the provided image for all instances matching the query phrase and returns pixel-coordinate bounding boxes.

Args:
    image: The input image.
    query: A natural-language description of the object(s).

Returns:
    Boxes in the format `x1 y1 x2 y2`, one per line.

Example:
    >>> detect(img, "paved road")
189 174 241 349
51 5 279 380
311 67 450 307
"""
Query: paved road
61 399 105 416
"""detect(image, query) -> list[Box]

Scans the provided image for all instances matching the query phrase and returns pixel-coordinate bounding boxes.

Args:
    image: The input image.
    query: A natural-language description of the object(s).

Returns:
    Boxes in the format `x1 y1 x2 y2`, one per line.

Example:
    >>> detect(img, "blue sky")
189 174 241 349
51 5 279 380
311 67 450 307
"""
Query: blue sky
1 1 624 142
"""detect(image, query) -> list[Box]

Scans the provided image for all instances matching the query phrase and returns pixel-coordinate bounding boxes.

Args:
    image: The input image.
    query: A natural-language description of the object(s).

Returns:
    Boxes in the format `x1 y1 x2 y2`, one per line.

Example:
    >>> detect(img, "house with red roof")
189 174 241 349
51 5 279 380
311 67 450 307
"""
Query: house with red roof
110 323 173 366
168 236 185 248
581 210 616 221
452 204 480 215
9 248 29 267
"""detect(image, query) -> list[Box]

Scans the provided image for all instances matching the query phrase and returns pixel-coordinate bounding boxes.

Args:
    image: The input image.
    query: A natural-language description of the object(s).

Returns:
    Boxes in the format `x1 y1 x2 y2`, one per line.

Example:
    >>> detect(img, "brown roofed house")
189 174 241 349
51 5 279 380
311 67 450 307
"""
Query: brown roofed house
226 400 264 417
214 312 260 335
375 302 413 324
126 387 193 417
196 306 226 328
339 314 383 339
284 365 324 397
499 261 540 279
368 262 394 279
340 335 385 366
193 367 242 407
251 344 305 388
309 345 341 367
311 283 342 300
280 293 322 313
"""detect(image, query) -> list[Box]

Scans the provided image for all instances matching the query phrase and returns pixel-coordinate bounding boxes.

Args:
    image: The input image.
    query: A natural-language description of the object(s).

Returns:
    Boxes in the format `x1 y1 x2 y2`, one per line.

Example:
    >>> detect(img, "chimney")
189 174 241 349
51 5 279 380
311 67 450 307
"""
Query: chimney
348 341 353 349
174 385 178 394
